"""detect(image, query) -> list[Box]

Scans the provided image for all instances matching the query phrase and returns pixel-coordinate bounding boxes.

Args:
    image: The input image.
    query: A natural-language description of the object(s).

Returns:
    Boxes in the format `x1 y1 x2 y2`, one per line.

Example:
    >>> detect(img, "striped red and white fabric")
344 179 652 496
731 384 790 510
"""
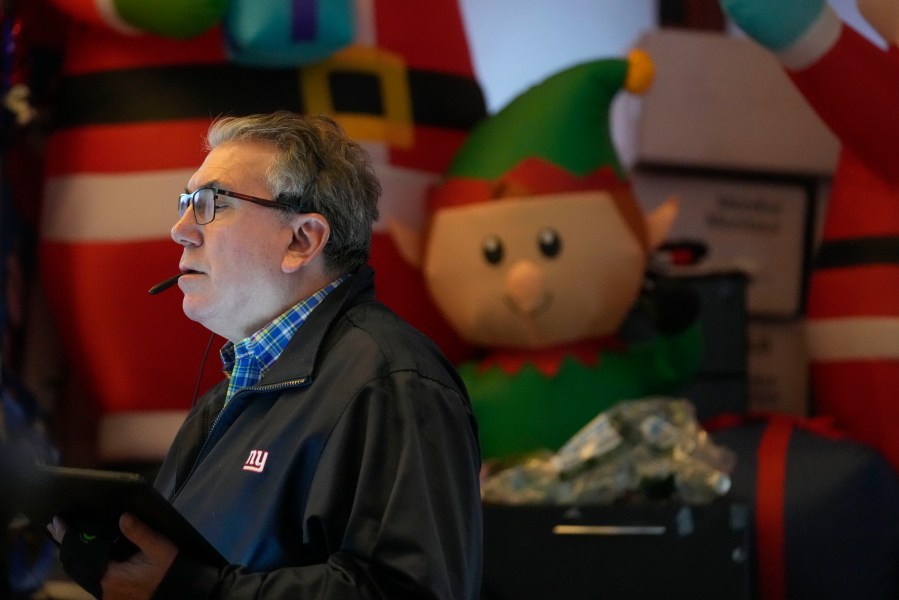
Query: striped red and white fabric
40 0 484 462
790 26 899 472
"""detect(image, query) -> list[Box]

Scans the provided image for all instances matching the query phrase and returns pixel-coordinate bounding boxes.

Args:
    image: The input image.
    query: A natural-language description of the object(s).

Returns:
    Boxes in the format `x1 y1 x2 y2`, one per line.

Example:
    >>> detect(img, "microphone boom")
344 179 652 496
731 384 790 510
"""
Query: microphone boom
148 273 184 295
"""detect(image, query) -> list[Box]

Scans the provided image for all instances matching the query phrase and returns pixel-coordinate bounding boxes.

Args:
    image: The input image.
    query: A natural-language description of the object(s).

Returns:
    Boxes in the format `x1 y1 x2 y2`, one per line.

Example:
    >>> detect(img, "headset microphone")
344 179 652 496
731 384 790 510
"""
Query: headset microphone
147 272 211 407
148 273 184 295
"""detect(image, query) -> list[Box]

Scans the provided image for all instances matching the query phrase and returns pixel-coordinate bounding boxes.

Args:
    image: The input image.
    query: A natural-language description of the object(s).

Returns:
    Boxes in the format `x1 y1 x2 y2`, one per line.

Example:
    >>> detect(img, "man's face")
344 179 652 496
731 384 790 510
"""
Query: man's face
171 140 298 341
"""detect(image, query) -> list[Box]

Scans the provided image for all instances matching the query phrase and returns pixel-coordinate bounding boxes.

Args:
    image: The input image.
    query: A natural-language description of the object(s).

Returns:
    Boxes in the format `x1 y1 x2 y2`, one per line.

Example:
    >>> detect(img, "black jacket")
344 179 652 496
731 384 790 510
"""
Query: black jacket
153 266 482 599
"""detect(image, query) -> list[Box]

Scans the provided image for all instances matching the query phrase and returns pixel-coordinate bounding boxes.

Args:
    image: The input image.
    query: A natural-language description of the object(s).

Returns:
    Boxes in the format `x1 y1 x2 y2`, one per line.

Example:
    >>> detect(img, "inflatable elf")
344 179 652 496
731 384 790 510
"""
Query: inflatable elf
395 52 703 461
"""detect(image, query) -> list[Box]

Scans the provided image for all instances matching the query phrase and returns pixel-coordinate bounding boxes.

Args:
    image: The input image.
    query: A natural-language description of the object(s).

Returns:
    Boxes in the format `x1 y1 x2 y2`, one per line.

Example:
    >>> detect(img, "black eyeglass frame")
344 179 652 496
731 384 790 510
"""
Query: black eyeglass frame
179 187 313 225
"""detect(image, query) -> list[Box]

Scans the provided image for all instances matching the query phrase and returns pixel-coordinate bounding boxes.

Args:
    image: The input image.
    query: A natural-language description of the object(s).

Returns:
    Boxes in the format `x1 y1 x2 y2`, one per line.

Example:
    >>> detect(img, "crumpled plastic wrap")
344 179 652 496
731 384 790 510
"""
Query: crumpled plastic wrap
481 397 736 505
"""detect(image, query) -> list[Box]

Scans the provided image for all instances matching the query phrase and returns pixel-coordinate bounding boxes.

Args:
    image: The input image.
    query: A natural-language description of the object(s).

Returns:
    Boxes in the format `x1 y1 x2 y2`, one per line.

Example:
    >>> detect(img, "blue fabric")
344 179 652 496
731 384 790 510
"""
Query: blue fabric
1 376 58 595
712 421 899 598
720 0 825 50
224 0 355 67
221 276 347 403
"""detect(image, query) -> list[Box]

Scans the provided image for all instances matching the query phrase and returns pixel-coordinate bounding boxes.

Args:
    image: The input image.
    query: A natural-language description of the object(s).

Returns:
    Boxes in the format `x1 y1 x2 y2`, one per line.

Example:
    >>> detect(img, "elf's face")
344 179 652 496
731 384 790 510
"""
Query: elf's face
424 190 646 349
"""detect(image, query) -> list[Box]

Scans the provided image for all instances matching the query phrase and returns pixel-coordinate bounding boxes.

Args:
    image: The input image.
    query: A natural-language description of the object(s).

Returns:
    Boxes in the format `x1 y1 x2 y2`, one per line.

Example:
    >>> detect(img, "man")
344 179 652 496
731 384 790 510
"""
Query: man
54 111 483 599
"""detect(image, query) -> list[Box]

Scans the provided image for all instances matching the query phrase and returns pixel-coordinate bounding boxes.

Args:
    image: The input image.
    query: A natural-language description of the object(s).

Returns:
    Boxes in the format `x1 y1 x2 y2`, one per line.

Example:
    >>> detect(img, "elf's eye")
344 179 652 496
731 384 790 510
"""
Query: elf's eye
482 235 504 265
538 228 561 258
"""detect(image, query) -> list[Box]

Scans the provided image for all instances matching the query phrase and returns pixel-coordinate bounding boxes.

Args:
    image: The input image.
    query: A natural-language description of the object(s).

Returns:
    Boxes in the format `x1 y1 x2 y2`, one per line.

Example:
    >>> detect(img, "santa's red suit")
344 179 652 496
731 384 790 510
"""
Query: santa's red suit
790 17 899 471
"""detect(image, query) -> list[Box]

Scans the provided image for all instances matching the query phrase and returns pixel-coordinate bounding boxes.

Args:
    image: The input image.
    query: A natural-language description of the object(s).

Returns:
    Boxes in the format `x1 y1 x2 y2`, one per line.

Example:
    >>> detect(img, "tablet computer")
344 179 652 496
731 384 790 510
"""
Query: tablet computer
13 465 226 567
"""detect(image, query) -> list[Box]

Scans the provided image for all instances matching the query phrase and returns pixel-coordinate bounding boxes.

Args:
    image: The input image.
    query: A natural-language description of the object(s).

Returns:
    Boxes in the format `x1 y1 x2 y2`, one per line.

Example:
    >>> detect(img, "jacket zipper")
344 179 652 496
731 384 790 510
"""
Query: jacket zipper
172 376 311 501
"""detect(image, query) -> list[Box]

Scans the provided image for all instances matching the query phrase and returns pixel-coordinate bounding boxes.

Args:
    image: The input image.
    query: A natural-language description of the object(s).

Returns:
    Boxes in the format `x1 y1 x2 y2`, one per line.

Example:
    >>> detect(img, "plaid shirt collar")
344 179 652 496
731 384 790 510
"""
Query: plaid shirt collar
221 275 347 403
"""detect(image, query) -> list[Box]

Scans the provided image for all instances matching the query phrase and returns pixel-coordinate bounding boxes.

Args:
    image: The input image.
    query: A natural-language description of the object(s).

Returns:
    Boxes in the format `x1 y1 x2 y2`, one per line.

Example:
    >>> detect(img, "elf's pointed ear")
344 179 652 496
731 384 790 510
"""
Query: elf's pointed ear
282 213 330 273
388 217 424 269
646 195 679 252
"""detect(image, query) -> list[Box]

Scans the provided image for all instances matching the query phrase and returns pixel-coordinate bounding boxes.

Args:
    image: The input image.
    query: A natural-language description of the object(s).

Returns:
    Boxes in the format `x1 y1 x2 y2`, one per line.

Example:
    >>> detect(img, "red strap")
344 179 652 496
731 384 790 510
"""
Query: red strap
755 416 793 600
704 411 844 440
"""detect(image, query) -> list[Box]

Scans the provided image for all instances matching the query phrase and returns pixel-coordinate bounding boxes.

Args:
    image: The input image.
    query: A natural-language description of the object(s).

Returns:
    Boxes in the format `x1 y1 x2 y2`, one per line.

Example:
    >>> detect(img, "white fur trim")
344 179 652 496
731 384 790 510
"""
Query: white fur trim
98 410 187 461
359 140 437 233
42 169 195 242
95 0 142 36
807 317 899 360
777 5 843 71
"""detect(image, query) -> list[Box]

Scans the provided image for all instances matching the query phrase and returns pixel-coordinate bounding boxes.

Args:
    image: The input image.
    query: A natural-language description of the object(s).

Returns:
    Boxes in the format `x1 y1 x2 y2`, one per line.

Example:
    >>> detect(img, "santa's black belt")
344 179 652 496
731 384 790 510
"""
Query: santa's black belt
814 235 899 270
53 62 486 132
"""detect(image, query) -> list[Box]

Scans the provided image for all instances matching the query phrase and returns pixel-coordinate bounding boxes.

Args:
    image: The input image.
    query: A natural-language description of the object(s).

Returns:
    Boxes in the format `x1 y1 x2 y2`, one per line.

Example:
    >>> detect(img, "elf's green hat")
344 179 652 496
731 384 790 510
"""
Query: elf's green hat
430 49 653 212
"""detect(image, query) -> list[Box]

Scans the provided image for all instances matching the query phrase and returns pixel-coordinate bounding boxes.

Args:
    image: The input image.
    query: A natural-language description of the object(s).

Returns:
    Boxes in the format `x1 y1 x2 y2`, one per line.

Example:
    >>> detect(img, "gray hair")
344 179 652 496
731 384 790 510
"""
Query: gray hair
206 111 381 275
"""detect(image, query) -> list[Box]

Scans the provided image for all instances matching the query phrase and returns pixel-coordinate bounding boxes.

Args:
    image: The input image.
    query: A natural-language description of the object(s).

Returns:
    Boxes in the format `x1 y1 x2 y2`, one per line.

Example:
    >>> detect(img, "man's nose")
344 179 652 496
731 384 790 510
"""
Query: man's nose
171 208 200 246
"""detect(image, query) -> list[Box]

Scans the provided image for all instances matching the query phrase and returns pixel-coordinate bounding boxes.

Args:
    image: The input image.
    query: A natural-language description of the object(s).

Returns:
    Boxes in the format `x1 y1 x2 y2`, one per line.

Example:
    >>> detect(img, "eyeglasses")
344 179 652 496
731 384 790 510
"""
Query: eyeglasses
178 188 303 225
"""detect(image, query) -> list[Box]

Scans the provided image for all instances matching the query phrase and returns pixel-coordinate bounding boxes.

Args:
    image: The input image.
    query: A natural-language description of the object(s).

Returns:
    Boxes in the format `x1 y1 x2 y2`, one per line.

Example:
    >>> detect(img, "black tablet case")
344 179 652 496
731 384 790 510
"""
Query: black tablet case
13 465 226 567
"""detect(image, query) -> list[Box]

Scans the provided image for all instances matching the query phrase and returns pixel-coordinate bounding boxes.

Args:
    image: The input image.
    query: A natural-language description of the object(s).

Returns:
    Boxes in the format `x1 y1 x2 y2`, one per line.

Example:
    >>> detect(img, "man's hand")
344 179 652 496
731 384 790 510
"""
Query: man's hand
50 514 178 600
100 513 178 600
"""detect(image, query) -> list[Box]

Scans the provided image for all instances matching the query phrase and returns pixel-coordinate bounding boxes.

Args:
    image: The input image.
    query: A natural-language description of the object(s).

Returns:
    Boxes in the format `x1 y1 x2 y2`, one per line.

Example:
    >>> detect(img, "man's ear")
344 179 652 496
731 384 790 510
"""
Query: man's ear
282 213 330 273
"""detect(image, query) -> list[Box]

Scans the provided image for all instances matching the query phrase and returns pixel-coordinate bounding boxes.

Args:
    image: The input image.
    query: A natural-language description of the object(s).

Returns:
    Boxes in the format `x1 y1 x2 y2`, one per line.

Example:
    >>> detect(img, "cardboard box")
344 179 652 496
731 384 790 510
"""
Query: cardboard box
633 170 815 318
482 500 751 600
747 319 810 416
630 29 839 176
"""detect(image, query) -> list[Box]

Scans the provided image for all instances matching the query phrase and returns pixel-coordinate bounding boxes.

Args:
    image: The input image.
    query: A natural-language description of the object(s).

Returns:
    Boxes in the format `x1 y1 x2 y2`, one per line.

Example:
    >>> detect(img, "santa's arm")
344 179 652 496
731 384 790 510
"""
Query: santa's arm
721 0 899 184
787 22 899 183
